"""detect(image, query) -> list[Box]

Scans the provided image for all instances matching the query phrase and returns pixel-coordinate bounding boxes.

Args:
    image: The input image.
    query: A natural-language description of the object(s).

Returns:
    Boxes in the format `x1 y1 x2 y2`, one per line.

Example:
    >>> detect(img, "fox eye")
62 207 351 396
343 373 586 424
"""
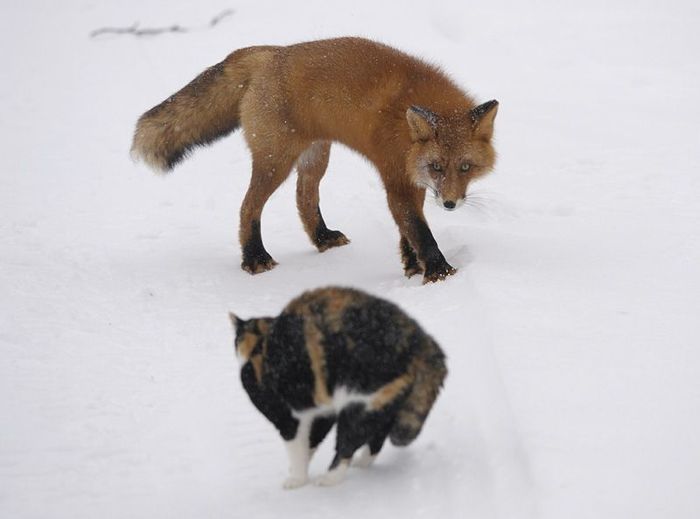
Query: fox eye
460 163 471 172
431 162 443 172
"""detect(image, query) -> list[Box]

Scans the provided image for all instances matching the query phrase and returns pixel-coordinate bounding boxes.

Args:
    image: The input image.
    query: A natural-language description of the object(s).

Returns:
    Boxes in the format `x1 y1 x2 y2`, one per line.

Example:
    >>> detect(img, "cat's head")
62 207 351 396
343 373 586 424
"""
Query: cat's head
228 313 273 364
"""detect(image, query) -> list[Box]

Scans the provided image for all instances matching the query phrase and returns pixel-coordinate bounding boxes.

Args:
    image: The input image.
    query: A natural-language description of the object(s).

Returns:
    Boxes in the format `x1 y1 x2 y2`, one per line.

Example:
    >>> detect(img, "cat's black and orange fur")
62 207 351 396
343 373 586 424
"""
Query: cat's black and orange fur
230 287 447 488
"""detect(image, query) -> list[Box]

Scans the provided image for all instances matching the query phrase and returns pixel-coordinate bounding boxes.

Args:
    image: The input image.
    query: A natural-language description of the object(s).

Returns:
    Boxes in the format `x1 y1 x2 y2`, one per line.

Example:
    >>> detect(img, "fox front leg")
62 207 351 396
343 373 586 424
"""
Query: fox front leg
400 236 423 278
386 185 456 283
408 214 456 283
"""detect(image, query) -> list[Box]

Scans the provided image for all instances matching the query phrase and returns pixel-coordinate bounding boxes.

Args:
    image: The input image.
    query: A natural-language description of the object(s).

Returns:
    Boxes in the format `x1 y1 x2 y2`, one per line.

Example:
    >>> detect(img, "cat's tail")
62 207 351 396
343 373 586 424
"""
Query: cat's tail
389 338 447 446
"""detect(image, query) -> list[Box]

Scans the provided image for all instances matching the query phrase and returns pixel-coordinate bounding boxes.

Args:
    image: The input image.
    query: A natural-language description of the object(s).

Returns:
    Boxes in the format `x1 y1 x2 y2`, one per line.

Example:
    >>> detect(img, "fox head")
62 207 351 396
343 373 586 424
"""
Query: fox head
405 100 498 210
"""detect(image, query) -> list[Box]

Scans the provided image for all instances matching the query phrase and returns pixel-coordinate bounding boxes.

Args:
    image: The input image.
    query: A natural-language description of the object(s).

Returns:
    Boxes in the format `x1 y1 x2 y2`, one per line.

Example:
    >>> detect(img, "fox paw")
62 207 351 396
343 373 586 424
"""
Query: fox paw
315 229 350 252
282 476 309 490
422 263 457 283
403 264 424 279
400 238 423 278
241 254 278 275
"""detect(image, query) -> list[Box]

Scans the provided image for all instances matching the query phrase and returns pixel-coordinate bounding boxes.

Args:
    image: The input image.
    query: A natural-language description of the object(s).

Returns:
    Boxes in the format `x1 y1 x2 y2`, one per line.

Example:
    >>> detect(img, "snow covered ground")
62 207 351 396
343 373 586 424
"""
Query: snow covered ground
2 0 699 518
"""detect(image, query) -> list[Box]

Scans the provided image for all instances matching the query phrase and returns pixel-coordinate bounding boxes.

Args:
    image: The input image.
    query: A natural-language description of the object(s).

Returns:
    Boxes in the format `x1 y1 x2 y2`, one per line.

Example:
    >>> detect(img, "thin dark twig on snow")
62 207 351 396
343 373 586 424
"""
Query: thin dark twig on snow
89 9 234 39
90 23 186 38
209 9 234 27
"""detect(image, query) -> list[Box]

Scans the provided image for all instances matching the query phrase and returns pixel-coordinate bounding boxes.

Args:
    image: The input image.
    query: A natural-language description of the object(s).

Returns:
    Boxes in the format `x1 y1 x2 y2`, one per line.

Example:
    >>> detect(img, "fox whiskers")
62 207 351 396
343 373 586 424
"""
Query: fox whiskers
463 191 499 217
416 181 438 198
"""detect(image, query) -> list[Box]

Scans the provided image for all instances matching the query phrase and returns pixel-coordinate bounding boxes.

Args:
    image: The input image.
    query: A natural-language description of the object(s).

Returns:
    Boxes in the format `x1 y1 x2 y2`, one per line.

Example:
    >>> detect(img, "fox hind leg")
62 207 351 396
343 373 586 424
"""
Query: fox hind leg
239 147 301 274
296 141 350 252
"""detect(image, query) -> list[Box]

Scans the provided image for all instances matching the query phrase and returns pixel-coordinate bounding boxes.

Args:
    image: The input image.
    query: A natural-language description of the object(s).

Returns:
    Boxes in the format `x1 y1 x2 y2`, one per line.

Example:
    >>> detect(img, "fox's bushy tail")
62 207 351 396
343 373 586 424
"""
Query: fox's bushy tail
389 338 447 446
131 47 269 173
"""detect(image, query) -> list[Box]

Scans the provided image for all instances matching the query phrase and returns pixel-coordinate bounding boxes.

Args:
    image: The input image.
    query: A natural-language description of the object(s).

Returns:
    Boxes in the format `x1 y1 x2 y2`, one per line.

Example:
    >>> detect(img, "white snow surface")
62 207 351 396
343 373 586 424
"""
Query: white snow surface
2 1 700 518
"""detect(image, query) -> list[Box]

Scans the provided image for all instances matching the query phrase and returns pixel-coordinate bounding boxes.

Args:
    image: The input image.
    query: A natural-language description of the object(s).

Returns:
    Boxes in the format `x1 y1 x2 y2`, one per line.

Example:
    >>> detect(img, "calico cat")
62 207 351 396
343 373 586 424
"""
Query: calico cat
229 286 447 488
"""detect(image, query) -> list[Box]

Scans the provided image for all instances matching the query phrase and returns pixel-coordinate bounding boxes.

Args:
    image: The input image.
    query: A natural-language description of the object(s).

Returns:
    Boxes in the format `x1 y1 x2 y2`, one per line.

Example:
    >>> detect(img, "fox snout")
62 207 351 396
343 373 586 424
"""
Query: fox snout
435 181 468 211
426 183 466 211
438 196 465 211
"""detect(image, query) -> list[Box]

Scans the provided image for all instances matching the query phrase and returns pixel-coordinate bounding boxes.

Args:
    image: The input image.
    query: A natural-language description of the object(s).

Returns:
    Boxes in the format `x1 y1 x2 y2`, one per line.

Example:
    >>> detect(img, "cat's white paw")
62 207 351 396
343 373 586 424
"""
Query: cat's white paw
352 446 376 468
282 476 309 490
313 464 348 487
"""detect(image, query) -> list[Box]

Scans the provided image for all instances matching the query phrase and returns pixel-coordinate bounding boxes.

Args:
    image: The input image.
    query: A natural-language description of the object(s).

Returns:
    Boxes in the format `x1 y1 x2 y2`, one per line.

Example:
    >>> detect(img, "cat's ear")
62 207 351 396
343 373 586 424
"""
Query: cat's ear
228 312 244 329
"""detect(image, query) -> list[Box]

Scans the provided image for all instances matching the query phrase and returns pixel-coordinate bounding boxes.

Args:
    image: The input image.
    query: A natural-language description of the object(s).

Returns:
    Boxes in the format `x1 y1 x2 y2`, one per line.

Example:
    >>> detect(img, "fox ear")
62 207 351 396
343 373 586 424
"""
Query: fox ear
406 106 438 142
470 100 498 140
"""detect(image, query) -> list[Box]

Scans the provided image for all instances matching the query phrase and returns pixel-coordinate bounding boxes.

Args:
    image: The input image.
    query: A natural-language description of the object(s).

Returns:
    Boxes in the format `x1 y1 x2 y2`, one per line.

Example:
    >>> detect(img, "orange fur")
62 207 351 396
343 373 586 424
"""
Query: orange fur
132 37 498 282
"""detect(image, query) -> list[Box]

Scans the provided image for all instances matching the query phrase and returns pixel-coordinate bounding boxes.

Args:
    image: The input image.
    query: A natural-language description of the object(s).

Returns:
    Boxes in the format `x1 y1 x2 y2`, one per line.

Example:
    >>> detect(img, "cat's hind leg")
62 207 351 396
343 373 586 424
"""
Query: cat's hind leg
353 434 386 468
309 415 336 460
353 418 393 468
315 453 351 486
315 404 395 486
314 404 367 486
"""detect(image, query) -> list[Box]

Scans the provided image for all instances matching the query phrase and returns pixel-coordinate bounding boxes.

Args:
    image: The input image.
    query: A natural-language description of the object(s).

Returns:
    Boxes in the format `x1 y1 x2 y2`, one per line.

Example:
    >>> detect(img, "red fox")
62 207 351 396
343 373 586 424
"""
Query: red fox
132 37 498 283
230 286 447 488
